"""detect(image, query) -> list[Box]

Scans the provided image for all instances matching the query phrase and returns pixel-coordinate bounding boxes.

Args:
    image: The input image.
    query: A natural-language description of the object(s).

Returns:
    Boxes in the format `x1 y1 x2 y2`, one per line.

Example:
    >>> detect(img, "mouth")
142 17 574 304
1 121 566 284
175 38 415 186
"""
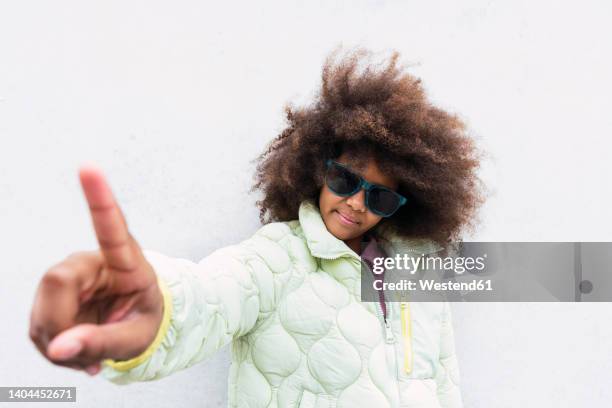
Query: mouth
335 210 360 226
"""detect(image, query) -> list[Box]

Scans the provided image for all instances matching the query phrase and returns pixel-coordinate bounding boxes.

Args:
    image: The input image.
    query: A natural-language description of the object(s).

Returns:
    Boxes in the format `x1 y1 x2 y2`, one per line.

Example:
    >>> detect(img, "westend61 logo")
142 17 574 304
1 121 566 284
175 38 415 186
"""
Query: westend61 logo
371 253 487 275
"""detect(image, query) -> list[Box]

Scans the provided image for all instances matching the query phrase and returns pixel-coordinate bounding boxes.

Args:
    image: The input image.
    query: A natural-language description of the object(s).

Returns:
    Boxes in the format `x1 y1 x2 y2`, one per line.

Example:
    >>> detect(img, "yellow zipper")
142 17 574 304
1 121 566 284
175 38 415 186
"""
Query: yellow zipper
400 302 413 374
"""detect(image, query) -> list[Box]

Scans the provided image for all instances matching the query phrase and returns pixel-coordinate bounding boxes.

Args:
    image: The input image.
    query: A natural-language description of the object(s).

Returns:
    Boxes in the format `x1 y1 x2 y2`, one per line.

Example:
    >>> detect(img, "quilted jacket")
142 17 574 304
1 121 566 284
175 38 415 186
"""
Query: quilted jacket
101 200 464 408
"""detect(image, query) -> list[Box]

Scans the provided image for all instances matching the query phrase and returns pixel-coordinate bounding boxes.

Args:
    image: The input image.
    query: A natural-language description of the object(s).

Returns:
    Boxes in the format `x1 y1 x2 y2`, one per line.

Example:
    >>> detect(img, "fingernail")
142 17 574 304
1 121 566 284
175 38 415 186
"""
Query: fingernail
85 364 100 376
52 339 82 360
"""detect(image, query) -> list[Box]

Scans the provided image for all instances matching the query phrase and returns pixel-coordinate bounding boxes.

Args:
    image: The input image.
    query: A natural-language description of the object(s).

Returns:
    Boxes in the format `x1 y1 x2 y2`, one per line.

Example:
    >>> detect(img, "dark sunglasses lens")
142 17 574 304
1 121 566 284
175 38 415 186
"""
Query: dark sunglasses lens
368 187 401 216
326 164 360 195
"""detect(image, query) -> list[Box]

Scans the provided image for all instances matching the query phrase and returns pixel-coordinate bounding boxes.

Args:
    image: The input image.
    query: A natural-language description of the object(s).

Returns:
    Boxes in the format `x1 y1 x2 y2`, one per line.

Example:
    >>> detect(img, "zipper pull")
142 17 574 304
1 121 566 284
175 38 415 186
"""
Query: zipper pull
384 320 395 344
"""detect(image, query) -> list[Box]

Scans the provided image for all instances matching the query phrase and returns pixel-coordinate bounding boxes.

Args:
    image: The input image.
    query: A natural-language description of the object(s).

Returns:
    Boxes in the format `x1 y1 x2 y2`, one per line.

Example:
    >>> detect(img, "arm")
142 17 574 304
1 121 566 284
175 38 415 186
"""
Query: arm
101 229 285 384
435 302 464 408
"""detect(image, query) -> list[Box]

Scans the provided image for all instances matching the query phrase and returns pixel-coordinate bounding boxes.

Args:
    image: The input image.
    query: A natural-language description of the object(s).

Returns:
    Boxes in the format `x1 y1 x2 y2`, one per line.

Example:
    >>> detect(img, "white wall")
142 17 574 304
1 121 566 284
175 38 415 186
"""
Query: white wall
1 1 611 407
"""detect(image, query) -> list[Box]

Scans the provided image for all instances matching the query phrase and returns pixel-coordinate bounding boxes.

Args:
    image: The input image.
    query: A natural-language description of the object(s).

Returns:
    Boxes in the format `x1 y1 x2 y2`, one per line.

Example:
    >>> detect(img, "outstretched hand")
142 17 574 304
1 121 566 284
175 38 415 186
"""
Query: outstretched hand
29 165 164 376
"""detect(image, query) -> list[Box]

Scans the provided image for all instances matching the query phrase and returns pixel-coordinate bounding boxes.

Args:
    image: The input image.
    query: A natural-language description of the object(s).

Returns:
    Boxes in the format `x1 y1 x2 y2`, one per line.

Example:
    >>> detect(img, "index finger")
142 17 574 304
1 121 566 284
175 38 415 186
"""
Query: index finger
78 164 139 272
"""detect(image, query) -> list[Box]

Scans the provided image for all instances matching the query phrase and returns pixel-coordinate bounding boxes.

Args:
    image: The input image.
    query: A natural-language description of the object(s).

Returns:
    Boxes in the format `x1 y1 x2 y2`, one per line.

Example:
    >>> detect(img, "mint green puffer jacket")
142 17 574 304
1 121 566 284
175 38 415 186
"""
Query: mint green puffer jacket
101 201 463 408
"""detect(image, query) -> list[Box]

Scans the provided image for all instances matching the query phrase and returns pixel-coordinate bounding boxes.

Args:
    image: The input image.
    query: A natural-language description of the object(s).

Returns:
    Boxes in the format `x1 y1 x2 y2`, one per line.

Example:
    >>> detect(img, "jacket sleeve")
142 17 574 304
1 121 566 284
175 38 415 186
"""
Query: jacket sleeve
100 226 289 385
435 302 464 408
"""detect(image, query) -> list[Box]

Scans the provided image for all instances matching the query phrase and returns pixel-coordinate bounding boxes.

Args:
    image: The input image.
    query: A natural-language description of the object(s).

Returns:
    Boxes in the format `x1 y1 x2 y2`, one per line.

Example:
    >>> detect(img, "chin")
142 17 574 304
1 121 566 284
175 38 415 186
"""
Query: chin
330 227 351 240
329 220 361 241
322 215 345 238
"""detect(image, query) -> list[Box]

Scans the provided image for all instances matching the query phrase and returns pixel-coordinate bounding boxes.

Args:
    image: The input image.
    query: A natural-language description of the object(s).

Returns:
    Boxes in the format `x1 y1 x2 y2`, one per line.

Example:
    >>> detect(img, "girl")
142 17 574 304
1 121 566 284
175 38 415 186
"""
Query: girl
30 49 483 408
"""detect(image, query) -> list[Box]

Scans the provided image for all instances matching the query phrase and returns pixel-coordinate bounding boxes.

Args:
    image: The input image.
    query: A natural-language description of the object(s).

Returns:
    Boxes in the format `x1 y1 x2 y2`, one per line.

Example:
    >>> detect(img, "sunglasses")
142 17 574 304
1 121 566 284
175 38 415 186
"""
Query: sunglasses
324 159 407 217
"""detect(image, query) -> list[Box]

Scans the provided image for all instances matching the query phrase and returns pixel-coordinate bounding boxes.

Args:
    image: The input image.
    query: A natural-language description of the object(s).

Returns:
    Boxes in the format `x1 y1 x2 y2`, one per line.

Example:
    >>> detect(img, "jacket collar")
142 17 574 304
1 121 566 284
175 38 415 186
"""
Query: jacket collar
298 200 442 260
298 200 357 260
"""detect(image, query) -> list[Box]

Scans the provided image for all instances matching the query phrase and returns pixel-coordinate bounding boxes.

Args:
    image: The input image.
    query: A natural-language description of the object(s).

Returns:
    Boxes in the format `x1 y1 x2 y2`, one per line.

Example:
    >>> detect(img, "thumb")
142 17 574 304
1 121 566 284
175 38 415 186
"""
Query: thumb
47 316 161 364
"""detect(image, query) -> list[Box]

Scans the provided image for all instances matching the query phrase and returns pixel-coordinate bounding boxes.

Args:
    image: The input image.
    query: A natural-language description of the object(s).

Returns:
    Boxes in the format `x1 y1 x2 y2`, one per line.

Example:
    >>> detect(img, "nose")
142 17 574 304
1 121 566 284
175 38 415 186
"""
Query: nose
346 188 366 213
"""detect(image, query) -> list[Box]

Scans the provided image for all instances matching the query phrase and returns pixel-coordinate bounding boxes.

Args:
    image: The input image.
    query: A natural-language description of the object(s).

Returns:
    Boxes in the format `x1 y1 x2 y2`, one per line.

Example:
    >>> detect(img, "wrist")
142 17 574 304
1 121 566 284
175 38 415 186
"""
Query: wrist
102 276 173 371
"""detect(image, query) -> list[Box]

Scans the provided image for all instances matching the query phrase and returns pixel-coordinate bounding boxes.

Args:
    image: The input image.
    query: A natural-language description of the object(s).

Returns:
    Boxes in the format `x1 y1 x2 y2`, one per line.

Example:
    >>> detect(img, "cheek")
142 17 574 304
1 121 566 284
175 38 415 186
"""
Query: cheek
319 185 342 210
362 213 383 230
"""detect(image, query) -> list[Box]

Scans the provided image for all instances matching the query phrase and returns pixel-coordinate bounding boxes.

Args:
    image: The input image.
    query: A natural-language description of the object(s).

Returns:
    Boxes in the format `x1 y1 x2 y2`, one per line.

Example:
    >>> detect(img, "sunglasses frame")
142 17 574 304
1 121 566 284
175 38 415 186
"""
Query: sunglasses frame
324 159 407 217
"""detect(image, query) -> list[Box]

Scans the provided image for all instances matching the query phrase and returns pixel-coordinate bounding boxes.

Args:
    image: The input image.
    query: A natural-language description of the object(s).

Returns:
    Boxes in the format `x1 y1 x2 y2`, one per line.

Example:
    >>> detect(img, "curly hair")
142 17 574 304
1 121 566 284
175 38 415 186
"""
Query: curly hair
251 48 485 246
